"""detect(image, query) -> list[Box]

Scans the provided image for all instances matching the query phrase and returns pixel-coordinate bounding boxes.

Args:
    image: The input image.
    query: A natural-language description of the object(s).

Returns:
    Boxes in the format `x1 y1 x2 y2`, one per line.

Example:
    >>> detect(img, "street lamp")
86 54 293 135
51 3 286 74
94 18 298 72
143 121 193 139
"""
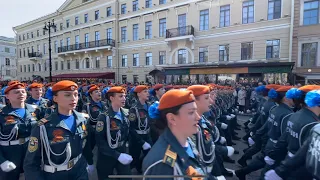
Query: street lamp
43 19 56 82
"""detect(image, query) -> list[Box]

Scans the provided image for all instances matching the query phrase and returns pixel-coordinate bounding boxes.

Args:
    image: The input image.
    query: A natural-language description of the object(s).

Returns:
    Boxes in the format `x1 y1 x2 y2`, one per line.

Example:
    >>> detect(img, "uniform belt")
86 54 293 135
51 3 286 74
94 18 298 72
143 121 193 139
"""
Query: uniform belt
43 154 82 173
136 129 150 135
287 151 294 158
0 137 30 146
269 138 278 144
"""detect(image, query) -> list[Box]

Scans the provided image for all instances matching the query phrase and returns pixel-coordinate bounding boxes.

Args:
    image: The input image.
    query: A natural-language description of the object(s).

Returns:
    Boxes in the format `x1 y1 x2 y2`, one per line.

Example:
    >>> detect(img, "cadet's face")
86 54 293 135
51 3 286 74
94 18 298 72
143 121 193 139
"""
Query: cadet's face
31 88 43 99
196 94 211 112
172 102 200 136
54 90 78 110
156 88 166 97
110 93 126 108
209 91 216 104
91 90 102 101
138 89 149 101
6 89 27 104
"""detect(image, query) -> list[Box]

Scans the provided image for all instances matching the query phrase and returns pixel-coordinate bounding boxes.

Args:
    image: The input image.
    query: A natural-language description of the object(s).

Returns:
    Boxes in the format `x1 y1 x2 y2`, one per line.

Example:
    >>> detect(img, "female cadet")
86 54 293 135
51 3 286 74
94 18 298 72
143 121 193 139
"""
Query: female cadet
142 89 216 180
23 80 91 180
150 84 166 103
0 81 39 180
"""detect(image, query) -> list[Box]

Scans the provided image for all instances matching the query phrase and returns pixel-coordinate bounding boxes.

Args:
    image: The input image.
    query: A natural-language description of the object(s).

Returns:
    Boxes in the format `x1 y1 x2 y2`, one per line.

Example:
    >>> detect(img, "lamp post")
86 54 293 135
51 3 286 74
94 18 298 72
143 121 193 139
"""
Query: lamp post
43 19 56 82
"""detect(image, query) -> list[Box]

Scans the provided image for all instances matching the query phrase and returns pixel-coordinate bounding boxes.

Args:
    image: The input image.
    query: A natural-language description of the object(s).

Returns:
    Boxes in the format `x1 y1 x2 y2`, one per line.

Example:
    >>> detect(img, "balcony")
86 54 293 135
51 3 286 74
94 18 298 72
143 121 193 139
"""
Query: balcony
165 25 195 51
58 39 115 55
28 52 42 61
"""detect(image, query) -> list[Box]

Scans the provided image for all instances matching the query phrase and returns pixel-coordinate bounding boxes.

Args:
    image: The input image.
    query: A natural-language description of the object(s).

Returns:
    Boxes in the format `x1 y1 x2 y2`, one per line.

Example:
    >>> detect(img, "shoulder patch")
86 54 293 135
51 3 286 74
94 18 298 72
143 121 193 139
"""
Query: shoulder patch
162 145 177 167
129 113 136 121
96 121 104 132
28 136 39 153
38 118 49 126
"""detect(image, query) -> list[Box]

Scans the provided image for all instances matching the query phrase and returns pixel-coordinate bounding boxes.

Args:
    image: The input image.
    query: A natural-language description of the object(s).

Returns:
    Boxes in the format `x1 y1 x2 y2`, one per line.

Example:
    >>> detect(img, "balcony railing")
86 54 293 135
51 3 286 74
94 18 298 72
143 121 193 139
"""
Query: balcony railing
28 52 42 58
58 39 115 53
166 25 194 39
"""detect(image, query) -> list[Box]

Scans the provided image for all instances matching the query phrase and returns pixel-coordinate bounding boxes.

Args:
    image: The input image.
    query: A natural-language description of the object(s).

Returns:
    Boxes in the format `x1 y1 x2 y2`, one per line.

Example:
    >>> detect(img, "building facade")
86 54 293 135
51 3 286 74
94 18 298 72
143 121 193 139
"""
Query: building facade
14 0 293 84
292 0 320 85
0 36 17 80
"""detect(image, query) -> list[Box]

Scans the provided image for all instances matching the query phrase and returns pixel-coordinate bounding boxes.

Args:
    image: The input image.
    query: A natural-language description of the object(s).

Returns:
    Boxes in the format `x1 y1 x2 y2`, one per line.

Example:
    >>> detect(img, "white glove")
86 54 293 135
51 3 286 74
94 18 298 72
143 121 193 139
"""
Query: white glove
86 164 95 174
221 123 228 130
117 153 133 165
265 170 282 180
264 156 275 166
231 109 235 113
226 116 232 120
0 160 16 172
226 146 235 157
250 131 253 136
220 137 226 144
230 114 236 118
216 175 226 180
248 137 255 146
142 142 151 150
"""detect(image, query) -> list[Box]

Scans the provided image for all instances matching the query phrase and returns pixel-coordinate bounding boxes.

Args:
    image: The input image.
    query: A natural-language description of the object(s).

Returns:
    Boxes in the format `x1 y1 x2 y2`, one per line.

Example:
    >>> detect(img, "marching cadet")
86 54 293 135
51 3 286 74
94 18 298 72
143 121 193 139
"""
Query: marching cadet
264 89 320 180
149 84 165 103
82 84 108 152
0 81 39 180
95 86 140 180
143 89 216 180
26 83 49 119
128 85 152 173
23 80 92 180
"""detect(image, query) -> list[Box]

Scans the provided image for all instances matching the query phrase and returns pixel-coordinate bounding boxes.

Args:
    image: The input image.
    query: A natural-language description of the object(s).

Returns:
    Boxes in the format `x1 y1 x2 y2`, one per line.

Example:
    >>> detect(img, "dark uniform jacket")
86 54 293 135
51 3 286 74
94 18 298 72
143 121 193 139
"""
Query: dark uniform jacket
26 97 49 119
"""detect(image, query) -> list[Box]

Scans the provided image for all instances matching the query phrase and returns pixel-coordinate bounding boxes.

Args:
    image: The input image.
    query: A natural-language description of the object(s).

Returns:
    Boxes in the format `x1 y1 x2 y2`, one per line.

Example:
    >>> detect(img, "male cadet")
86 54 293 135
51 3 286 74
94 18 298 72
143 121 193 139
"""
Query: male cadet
0 81 38 180
128 85 152 173
26 83 49 119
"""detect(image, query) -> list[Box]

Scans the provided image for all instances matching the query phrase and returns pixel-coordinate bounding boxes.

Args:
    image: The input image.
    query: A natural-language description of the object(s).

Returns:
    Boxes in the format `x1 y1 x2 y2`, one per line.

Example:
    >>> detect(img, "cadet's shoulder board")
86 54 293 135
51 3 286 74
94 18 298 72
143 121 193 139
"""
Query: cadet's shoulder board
162 145 177 167
129 112 136 121
121 108 129 116
81 113 89 119
28 136 39 153
38 118 49 126
96 121 104 132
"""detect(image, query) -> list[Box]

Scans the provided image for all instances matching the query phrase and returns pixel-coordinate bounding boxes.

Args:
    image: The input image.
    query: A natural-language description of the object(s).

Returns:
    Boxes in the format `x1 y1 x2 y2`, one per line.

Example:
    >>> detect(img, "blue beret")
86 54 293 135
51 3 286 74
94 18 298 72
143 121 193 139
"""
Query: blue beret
305 90 320 107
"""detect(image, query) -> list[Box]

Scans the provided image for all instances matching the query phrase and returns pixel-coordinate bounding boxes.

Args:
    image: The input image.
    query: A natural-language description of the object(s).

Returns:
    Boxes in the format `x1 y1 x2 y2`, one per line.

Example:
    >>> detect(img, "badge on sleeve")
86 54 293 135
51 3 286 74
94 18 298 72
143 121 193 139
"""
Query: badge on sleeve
163 145 177 167
129 113 136 121
96 121 104 132
28 137 39 153
5 116 16 125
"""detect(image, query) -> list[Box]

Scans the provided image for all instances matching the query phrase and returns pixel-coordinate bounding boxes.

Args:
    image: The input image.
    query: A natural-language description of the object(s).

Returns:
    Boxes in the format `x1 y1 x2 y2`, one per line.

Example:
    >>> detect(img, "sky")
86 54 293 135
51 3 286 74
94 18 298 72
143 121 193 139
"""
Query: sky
0 0 66 38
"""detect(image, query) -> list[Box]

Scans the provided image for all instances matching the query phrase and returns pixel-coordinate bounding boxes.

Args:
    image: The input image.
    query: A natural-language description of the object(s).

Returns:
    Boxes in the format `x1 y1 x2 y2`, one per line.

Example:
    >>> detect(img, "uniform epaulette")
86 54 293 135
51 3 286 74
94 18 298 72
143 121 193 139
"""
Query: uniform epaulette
162 145 177 167
121 108 129 115
81 113 89 118
38 118 49 126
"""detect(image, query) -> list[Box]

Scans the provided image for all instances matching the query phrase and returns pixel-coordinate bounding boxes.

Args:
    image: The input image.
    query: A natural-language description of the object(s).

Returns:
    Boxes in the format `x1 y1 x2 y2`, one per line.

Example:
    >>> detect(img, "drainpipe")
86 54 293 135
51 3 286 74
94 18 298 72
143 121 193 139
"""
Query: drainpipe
289 0 294 62
12 28 18 80
115 0 120 83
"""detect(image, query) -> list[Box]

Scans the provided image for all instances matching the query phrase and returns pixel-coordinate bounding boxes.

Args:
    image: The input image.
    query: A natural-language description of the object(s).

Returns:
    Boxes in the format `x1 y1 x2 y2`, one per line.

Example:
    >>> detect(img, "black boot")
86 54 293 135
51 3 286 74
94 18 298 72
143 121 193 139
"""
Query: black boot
223 156 235 163
222 169 234 177
235 169 246 180
237 157 247 167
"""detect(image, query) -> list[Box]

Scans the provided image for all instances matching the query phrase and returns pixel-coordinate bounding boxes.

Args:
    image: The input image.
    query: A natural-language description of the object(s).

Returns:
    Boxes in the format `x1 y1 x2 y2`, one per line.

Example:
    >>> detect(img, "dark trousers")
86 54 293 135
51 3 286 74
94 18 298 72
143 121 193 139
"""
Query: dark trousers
241 152 266 175
96 153 131 180
129 145 149 173
239 143 261 162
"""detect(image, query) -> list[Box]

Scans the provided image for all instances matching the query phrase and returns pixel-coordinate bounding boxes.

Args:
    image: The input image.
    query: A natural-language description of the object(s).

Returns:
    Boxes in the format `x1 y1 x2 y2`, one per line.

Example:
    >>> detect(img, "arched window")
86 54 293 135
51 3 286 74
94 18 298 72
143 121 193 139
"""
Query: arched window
38 64 41 72
178 49 187 64
85 58 90 68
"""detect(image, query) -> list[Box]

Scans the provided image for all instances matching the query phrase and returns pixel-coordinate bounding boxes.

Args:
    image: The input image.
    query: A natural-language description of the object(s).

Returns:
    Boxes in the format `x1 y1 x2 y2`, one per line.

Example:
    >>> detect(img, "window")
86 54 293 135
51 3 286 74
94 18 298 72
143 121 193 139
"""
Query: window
133 54 139 66
133 0 139 11
303 1 319 25
23 34 25 40
107 56 112 67
95 10 99 20
242 0 254 24
66 37 71 50
146 0 152 8
27 47 30 54
60 40 64 50
266 40 280 59
37 44 40 52
268 0 281 20
85 33 89 47
121 4 126 14
66 19 70 28
145 21 152 39
44 62 47 71
121 27 127 42
55 62 58 70
67 60 71 70
24 65 26 72
122 75 127 84
75 35 80 49
5 58 10 66
85 58 90 68
200 9 209 31
159 51 166 64
43 44 47 54
133 75 139 84
32 64 35 72
37 30 40 37
122 55 128 67
301 42 318 67
199 47 208 62
28 65 30 72
159 18 166 37
5 47 10 53
96 57 100 68
61 62 64 70
178 49 187 64
20 65 22 73
95 31 100 46
159 0 166 5
219 45 229 61
19 49 22 58
76 59 80 69
54 41 58 53
75 16 79 25
27 33 29 39
107 7 112 17
31 32 34 38
220 5 230 27
19 36 21 41
60 23 63 31
241 42 253 60
107 28 112 40
6 70 10 76
23 48 26 57
38 64 41 72
84 13 88 23
146 53 152 65
133 24 139 41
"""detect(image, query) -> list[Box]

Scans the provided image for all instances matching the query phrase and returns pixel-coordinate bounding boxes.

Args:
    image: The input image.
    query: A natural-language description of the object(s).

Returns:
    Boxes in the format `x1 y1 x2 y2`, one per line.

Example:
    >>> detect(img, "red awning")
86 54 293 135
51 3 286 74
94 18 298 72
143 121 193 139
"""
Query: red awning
52 72 115 79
